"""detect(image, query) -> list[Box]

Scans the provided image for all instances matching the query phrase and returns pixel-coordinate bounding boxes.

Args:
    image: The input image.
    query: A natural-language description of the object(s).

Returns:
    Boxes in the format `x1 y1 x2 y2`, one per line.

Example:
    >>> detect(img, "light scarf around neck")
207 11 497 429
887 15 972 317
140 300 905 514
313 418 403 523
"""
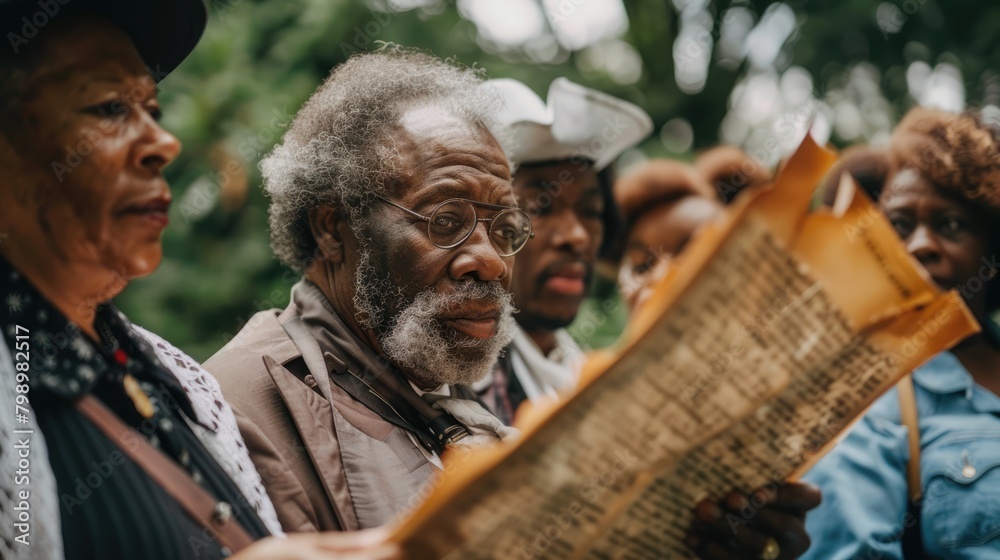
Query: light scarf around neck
508 326 584 404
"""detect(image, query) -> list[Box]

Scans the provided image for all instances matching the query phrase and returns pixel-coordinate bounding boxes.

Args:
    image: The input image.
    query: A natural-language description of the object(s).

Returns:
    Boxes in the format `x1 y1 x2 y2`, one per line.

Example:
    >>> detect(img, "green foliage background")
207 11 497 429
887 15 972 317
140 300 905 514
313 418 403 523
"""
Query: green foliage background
117 0 997 361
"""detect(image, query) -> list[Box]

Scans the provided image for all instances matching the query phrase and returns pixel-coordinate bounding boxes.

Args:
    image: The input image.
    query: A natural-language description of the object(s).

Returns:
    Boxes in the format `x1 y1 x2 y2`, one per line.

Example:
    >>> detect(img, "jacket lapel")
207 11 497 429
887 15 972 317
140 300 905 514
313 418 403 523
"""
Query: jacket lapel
262 354 361 531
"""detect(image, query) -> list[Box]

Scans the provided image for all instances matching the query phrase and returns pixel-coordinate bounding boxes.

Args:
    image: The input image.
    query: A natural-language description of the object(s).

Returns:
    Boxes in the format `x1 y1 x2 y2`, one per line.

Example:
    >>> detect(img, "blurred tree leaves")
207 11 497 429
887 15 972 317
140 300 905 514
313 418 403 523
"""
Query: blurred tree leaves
117 0 1000 360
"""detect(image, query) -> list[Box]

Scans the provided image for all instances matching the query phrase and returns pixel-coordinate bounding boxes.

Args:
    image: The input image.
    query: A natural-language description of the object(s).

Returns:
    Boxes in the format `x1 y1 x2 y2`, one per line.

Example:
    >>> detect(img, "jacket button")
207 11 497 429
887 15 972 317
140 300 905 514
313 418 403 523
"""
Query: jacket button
961 450 976 478
213 502 234 526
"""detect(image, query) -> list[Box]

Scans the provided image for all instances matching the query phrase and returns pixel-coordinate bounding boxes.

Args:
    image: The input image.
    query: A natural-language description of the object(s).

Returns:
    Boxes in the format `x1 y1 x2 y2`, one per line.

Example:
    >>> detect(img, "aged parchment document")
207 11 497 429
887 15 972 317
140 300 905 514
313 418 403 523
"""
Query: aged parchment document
390 136 979 559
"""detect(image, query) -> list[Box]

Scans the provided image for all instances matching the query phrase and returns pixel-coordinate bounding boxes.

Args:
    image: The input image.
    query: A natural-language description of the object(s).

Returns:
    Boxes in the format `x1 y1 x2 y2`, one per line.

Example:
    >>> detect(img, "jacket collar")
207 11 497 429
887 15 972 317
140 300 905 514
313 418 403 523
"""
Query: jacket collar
913 349 1000 413
913 352 973 395
290 280 397 381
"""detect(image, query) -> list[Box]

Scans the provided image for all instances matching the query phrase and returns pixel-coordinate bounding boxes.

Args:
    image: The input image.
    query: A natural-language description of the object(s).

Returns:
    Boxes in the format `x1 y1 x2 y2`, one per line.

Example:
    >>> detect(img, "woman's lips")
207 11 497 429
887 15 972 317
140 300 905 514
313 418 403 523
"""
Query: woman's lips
119 199 171 228
444 317 498 339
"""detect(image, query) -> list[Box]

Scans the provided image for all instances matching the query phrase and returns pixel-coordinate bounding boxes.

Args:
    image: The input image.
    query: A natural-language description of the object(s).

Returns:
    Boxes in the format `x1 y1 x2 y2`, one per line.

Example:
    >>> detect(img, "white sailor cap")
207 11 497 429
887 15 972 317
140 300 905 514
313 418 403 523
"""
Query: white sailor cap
486 77 653 171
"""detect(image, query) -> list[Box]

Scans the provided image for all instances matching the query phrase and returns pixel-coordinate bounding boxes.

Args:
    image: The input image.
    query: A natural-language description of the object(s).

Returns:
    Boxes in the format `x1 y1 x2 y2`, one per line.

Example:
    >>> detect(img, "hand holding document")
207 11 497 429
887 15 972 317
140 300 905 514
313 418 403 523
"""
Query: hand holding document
391 136 979 559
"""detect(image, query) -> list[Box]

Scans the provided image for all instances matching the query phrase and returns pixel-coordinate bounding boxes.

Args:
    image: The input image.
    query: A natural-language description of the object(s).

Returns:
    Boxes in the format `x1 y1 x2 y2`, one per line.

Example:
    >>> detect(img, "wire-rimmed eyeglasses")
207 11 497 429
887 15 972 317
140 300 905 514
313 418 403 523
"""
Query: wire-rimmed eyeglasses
374 194 533 256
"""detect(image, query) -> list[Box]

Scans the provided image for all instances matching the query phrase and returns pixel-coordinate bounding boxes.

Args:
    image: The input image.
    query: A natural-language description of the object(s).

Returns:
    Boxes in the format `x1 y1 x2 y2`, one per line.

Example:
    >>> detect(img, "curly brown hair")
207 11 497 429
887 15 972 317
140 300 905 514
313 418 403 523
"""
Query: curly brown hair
694 145 771 204
888 107 1000 311
888 107 1000 217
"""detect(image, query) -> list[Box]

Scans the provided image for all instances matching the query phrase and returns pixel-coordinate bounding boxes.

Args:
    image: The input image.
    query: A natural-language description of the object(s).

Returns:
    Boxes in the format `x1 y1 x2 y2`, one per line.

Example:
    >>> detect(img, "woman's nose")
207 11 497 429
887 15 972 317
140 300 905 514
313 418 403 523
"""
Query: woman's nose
906 224 942 264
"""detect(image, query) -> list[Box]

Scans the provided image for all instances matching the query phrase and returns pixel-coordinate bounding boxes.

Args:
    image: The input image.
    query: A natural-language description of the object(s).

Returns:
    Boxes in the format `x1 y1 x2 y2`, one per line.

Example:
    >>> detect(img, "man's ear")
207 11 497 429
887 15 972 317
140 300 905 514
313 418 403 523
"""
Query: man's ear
307 205 347 265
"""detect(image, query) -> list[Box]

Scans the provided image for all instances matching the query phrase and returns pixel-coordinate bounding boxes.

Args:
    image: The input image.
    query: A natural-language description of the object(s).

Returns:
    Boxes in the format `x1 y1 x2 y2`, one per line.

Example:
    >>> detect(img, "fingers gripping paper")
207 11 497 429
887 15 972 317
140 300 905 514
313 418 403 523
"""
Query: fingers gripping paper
390 136 979 559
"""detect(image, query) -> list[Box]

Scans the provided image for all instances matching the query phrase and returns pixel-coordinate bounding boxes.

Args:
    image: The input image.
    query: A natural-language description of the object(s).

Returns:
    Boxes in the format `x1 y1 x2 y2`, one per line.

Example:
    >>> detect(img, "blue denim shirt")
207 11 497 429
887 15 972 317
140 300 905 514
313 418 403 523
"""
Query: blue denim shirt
802 351 1000 559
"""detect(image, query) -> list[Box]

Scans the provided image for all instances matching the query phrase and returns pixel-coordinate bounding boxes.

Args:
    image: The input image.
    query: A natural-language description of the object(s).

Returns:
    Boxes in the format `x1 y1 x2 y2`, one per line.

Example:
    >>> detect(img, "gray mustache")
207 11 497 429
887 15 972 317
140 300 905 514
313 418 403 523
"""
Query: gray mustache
413 281 514 316
451 280 510 300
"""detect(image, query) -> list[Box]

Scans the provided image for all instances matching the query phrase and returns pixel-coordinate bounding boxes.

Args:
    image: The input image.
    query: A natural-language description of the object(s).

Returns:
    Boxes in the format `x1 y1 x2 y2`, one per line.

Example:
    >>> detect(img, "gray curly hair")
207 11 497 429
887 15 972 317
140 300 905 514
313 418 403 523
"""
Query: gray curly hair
260 47 506 271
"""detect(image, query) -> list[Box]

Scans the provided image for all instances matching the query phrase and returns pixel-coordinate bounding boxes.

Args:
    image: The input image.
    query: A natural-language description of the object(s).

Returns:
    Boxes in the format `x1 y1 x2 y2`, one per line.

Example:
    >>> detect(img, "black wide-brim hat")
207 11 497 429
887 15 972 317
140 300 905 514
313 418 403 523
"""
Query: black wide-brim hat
1 0 207 80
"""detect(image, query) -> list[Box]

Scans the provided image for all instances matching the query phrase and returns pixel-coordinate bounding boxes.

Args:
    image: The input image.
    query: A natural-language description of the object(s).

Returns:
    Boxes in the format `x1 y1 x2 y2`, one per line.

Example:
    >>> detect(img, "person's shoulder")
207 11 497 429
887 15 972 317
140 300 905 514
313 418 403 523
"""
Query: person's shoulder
202 309 305 421
132 325 207 382
204 309 294 376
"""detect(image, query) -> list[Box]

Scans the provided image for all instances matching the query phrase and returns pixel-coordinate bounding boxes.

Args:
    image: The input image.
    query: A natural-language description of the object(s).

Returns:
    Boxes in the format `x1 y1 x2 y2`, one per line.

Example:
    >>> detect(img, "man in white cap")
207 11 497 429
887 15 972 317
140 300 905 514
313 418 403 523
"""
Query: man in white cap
478 78 822 560
475 77 652 425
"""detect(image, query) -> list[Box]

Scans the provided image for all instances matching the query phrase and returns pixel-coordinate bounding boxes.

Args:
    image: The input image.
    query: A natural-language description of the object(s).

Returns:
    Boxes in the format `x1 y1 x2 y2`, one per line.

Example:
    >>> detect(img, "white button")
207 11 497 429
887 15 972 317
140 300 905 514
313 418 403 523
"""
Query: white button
213 502 233 526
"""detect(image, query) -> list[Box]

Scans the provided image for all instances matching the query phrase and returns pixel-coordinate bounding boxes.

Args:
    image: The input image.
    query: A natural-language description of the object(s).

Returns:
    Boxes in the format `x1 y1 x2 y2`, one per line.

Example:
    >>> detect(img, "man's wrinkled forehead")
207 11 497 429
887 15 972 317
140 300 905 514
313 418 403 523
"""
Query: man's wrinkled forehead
389 104 514 200
397 104 480 140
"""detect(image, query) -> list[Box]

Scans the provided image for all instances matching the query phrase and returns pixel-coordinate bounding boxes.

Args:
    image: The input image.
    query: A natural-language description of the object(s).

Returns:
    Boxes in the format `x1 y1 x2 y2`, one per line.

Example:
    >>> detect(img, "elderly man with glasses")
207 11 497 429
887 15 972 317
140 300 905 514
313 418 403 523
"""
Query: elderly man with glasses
205 49 529 533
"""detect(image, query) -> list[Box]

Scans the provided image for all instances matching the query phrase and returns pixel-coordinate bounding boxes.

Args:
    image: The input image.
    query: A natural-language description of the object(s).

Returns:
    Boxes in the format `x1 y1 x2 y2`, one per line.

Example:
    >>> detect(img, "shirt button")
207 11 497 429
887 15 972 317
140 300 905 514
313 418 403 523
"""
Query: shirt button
213 502 234 526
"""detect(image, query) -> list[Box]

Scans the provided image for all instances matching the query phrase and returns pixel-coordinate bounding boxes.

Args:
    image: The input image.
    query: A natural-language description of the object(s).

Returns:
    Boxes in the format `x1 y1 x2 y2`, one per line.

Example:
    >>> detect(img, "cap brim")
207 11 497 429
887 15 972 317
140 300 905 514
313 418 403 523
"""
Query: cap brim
485 77 653 171
102 0 207 80
1 0 207 81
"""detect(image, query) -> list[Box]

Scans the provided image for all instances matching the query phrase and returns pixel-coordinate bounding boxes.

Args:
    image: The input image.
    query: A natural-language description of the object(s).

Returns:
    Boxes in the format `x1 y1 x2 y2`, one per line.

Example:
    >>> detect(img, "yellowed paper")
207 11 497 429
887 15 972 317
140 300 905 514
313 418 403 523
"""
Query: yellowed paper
390 136 979 559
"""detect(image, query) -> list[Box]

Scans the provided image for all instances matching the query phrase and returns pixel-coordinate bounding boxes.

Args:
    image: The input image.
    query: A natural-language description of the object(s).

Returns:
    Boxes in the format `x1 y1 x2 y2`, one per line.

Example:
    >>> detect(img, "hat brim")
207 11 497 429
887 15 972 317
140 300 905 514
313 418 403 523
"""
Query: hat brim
2 0 207 81
486 77 653 171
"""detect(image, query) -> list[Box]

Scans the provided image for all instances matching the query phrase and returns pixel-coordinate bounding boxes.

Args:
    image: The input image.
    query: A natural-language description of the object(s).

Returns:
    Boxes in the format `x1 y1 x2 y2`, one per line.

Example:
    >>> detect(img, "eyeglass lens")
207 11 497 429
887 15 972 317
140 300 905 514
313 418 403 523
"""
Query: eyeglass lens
427 200 531 256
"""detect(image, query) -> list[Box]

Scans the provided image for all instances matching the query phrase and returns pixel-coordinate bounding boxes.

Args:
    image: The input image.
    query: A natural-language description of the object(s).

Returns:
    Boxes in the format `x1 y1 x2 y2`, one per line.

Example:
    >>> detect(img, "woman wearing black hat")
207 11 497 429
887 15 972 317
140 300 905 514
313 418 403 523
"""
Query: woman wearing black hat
0 5 397 560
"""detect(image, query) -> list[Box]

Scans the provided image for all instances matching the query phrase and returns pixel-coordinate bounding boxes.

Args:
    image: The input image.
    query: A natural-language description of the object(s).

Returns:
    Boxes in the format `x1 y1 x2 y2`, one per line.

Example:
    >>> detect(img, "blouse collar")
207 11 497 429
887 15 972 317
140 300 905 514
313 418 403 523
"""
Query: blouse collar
1 257 197 421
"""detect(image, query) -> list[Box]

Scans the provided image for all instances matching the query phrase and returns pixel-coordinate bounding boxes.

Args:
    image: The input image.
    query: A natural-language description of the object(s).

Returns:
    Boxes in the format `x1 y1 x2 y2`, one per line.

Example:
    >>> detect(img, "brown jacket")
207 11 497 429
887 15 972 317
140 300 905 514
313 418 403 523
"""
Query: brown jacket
204 281 440 532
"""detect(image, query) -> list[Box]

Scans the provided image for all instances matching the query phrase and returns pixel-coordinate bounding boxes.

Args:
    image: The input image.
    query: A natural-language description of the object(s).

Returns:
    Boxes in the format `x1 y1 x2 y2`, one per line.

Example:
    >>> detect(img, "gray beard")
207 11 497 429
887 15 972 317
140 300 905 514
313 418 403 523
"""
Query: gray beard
352 245 401 331
353 246 517 387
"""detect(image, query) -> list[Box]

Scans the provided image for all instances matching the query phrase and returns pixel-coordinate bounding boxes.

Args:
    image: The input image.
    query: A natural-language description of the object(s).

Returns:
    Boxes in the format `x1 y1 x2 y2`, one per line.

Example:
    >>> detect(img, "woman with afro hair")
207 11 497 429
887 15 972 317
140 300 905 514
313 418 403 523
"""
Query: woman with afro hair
803 107 1000 559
